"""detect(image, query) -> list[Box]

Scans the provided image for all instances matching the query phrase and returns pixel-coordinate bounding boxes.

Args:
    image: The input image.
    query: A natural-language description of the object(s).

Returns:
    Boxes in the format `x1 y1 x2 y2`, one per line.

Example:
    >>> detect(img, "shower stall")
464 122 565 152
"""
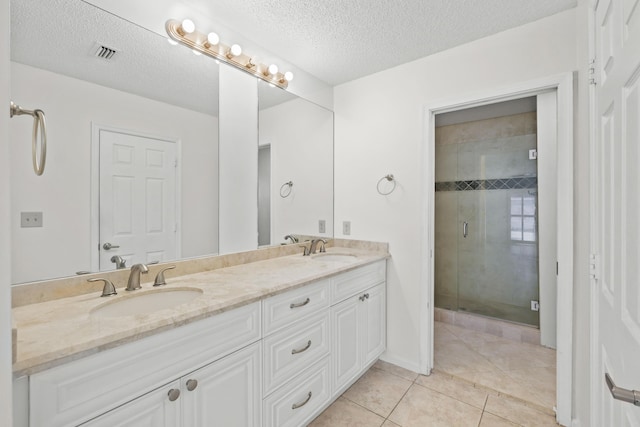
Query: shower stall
434 102 540 327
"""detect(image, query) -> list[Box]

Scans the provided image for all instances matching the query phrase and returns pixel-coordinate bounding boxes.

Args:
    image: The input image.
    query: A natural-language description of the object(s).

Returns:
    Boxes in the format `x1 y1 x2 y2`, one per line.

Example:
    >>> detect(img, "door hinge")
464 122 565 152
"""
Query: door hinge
590 253 600 281
589 58 597 86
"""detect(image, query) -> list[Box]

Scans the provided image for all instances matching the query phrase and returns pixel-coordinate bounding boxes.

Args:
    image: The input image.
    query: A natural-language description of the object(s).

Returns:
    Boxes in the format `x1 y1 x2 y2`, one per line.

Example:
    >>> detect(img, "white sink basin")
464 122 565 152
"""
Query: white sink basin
91 288 203 318
311 253 358 263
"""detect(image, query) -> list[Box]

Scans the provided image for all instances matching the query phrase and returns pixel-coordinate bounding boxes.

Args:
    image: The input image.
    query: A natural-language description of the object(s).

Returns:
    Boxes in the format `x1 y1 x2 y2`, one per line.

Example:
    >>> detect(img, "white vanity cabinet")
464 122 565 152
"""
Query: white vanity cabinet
29 302 261 427
82 342 262 427
261 279 332 427
331 261 386 395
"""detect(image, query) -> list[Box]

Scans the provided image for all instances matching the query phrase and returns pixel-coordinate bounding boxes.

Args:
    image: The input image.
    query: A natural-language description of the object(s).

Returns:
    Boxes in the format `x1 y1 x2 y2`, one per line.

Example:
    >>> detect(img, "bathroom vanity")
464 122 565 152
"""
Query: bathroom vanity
12 244 388 427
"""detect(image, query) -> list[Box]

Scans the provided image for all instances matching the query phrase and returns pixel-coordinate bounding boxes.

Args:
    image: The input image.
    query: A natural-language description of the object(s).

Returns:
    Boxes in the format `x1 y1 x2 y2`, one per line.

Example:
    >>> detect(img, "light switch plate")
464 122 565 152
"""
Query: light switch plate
319 219 326 234
531 300 540 311
343 221 351 235
21 212 43 228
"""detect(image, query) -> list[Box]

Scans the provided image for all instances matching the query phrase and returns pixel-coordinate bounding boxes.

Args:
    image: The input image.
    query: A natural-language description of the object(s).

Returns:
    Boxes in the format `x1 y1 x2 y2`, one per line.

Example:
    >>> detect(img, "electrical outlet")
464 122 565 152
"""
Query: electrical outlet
343 221 351 236
21 212 43 228
531 300 540 311
319 219 326 234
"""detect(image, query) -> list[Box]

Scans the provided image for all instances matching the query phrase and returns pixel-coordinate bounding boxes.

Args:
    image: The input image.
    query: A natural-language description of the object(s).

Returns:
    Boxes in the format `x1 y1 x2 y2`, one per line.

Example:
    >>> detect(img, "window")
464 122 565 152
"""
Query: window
510 195 536 242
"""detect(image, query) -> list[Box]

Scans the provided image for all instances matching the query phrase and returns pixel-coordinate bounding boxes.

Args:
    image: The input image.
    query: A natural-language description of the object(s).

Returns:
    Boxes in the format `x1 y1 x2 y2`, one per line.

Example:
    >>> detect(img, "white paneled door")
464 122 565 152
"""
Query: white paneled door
593 0 640 424
99 129 177 271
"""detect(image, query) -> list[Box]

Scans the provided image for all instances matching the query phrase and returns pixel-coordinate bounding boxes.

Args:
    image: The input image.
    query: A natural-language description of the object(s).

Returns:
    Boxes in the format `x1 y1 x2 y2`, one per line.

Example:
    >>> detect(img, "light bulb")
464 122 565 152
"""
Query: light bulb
181 19 195 34
207 32 219 45
167 38 178 46
284 71 294 81
268 64 279 75
192 49 202 56
230 44 242 57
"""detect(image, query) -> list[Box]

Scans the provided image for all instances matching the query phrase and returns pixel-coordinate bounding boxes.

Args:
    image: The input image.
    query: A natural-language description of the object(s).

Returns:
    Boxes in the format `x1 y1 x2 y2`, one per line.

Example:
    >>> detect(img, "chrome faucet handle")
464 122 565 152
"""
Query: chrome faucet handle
154 265 176 287
88 278 117 297
284 234 299 244
301 242 312 256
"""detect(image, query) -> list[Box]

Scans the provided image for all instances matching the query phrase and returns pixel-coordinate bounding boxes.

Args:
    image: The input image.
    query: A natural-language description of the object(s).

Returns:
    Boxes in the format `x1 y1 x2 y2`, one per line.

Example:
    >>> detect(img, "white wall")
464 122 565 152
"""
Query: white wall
259 98 333 244
1 0 13 423
218 65 258 254
334 7 581 383
10 63 218 283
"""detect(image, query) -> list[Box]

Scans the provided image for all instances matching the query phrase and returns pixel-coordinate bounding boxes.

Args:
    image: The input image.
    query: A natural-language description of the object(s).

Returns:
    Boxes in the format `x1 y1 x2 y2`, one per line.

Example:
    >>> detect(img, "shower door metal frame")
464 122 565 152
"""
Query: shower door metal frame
420 72 574 426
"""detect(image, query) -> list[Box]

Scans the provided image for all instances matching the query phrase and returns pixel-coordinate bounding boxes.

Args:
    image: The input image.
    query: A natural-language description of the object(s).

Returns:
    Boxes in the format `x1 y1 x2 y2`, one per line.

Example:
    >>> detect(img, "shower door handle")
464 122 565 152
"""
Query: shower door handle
463 221 468 238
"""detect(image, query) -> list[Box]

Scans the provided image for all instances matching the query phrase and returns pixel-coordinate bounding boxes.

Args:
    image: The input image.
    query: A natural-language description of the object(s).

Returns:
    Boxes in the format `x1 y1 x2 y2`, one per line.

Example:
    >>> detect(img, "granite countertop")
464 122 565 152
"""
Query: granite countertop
12 247 389 377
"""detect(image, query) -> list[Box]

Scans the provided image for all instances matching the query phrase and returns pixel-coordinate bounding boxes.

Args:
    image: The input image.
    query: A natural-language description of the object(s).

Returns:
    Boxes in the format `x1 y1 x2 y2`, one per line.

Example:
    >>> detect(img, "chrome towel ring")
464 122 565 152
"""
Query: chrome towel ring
377 174 396 195
280 181 293 198
10 101 47 176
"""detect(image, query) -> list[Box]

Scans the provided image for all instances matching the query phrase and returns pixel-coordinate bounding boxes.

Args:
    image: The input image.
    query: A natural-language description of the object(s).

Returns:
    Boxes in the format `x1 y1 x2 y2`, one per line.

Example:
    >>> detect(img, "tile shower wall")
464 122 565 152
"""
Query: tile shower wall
434 112 539 326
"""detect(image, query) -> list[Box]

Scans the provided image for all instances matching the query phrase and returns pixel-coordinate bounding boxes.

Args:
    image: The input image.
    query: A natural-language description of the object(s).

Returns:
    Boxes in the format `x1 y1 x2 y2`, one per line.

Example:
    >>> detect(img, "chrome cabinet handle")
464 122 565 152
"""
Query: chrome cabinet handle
186 379 198 391
102 242 120 250
605 373 640 406
291 391 312 410
291 340 312 355
167 388 180 401
463 221 468 238
290 298 310 309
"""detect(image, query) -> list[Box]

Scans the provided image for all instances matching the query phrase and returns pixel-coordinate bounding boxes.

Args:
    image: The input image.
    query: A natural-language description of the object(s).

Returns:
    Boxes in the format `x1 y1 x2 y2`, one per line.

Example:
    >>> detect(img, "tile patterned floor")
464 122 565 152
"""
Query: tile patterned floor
309 321 558 426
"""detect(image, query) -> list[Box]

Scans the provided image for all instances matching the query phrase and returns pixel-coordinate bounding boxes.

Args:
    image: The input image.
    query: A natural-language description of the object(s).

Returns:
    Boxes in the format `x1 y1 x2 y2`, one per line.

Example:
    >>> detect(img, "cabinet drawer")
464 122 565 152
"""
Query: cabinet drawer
331 261 386 304
263 279 329 335
263 356 331 427
263 311 330 395
30 302 261 427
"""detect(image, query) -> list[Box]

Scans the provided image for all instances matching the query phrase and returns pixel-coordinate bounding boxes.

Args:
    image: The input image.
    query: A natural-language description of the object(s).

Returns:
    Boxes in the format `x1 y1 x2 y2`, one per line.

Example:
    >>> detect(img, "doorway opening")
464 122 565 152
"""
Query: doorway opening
420 73 574 426
431 95 558 413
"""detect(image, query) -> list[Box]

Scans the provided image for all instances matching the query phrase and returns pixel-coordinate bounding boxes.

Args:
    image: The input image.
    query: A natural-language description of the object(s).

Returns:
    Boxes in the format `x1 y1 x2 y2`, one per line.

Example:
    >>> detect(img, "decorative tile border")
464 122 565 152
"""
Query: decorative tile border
435 176 537 192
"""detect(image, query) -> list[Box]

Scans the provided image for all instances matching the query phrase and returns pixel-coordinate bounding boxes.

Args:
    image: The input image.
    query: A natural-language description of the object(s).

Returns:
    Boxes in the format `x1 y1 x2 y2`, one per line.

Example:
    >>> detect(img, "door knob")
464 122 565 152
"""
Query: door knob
605 373 640 406
102 242 120 250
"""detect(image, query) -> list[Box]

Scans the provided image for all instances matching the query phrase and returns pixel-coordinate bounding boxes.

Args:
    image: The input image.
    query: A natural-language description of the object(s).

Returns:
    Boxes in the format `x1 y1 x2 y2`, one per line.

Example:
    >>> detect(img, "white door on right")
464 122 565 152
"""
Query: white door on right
593 0 640 424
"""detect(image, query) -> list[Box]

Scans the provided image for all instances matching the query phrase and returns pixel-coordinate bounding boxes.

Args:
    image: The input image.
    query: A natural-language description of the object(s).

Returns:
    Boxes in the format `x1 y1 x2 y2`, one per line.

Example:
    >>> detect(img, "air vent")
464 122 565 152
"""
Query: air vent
94 44 118 61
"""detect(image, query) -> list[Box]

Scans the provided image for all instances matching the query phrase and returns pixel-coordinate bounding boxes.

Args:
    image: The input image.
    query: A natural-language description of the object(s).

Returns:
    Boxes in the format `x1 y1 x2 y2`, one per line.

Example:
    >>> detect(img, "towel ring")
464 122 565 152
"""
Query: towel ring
377 174 396 195
280 181 293 198
10 101 47 176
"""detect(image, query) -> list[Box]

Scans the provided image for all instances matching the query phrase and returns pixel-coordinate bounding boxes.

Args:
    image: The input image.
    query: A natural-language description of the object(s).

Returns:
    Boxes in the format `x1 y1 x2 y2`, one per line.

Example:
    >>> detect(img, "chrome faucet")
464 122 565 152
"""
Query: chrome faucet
88 278 117 297
126 263 148 291
303 239 327 256
110 255 127 269
284 234 299 244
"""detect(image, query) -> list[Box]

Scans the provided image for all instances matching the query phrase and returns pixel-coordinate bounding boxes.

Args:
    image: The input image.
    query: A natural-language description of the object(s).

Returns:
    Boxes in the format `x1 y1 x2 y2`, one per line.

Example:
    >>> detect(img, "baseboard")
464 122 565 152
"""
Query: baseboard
379 352 423 375
570 419 581 427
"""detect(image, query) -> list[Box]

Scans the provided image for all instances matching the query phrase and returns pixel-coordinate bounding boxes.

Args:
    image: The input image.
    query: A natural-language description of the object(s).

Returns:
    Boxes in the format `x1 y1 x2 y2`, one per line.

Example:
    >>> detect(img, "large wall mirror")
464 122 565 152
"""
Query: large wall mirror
9 0 333 285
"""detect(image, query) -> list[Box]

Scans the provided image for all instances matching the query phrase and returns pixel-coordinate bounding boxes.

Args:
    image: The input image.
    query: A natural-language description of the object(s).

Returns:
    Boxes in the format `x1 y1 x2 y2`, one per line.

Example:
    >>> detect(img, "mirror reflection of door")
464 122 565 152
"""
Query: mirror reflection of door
98 128 178 271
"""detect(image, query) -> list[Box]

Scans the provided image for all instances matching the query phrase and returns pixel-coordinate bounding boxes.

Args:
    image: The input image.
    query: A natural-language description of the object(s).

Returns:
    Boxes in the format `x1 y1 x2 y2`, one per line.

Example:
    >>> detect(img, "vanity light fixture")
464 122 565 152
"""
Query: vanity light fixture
166 18 294 89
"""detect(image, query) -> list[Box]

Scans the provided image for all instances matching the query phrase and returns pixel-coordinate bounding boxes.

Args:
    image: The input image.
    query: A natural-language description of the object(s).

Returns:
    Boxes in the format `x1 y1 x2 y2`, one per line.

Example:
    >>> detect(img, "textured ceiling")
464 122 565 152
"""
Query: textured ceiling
182 0 577 85
11 0 577 114
11 0 221 115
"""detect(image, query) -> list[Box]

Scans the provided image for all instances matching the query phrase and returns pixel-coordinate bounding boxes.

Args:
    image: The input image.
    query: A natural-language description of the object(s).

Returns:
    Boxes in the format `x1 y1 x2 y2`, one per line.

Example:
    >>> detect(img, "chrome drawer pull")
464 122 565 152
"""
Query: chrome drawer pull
292 391 312 410
290 298 310 309
291 340 312 355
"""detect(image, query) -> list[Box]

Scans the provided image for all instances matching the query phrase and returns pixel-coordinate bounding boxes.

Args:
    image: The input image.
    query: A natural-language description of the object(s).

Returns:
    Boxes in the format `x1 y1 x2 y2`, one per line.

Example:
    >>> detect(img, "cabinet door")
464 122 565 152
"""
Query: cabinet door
81 380 181 427
362 283 386 366
331 295 362 394
182 342 261 427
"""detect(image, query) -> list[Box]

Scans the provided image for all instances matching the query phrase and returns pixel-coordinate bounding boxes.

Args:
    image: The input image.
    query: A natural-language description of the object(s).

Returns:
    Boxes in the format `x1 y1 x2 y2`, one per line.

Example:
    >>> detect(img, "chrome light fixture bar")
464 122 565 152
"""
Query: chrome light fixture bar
166 18 294 89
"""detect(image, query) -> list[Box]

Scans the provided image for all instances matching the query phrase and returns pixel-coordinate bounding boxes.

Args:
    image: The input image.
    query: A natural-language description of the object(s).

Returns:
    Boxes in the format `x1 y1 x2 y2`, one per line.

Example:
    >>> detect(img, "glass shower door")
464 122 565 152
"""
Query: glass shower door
434 110 540 327
455 132 539 326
